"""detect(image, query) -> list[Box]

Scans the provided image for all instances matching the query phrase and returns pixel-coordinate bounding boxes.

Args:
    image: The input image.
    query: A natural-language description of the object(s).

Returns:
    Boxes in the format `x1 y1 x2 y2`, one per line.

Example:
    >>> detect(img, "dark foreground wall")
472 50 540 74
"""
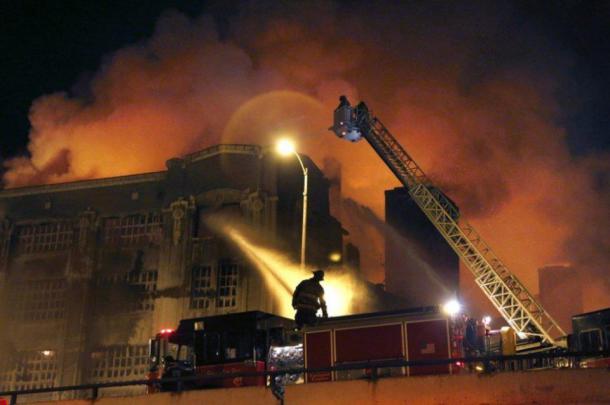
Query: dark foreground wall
26 368 610 405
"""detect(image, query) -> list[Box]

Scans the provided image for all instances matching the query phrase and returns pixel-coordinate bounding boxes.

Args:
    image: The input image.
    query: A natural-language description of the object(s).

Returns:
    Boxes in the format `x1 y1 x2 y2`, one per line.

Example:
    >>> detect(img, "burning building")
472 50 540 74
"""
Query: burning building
384 187 459 306
0 144 343 394
538 264 583 334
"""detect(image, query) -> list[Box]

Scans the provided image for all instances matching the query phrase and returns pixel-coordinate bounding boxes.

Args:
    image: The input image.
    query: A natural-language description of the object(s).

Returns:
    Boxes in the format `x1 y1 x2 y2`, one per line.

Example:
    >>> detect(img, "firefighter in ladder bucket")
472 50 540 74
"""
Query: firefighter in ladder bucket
292 270 328 329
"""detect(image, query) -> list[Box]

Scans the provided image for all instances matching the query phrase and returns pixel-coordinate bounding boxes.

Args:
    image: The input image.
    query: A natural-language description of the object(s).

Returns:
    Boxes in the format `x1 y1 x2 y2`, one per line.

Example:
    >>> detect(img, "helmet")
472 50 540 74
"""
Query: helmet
313 270 325 280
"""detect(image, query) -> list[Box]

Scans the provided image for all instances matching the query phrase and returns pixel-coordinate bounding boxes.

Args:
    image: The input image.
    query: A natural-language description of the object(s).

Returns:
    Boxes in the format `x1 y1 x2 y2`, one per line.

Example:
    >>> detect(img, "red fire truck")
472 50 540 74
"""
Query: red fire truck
570 307 610 368
303 307 458 382
148 307 460 391
148 311 294 390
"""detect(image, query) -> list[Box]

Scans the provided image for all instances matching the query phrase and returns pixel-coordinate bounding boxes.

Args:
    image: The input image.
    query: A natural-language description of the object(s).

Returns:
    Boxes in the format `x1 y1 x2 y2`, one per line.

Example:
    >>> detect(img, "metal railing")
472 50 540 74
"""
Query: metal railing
1 351 608 404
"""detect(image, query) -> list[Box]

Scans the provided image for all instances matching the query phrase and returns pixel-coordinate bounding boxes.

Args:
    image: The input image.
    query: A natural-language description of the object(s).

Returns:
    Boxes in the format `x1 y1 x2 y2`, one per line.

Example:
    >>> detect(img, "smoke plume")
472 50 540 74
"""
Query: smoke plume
3 1 609 310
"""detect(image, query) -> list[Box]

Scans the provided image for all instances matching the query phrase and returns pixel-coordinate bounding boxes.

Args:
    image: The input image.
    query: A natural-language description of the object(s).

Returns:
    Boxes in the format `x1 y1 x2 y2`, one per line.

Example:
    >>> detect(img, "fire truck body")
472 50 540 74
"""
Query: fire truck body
570 307 610 368
303 307 454 383
149 307 457 391
149 311 294 389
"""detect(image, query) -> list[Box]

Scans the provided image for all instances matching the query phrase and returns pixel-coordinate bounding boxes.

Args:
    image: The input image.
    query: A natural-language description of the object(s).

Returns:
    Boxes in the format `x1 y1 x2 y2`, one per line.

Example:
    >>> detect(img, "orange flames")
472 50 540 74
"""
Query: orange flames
3 4 609 311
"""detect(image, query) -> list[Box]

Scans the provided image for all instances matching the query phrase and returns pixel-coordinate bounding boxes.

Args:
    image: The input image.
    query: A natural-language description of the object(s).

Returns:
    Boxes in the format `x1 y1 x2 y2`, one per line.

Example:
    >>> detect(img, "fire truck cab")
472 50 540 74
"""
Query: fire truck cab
148 311 294 390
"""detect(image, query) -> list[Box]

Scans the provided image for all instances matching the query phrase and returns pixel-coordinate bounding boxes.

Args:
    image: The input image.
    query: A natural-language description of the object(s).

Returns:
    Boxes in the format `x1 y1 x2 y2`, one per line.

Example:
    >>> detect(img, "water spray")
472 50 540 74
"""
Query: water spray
205 215 360 318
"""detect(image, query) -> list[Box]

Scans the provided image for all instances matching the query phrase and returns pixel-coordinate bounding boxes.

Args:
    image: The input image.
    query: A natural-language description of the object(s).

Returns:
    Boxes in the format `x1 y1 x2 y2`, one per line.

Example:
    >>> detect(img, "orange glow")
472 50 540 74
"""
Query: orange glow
204 215 371 318
222 226 356 317
3 7 609 314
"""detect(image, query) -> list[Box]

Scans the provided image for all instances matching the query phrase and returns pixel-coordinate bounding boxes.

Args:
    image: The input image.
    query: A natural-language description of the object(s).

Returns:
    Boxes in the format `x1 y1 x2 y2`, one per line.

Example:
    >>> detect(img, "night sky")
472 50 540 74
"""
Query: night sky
1 0 208 159
1 1 609 161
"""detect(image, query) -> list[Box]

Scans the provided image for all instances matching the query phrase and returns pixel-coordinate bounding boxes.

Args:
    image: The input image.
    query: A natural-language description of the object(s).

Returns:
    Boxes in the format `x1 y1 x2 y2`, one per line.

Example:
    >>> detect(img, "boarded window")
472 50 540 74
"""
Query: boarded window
191 265 213 309
103 213 162 247
16 222 73 254
89 345 148 382
217 261 239 308
96 271 158 312
10 279 66 321
127 271 158 311
201 238 217 263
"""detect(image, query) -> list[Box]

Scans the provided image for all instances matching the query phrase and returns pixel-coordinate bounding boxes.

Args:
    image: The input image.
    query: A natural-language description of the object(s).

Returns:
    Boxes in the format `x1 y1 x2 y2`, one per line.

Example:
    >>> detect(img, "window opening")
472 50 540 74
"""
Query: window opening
16 222 73 254
103 213 162 247
11 351 58 391
190 265 213 309
217 261 239 308
89 345 148 382
96 271 157 311
9 279 66 321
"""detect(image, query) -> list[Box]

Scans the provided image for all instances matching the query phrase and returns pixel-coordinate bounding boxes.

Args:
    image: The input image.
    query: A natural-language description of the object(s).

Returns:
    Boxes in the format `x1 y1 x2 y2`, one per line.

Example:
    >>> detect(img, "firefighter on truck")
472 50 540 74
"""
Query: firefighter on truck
292 270 328 329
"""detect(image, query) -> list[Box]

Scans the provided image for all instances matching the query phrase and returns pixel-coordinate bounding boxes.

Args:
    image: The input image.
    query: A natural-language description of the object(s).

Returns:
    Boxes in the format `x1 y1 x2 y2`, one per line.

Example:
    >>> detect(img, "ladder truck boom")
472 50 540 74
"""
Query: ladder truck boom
330 96 566 348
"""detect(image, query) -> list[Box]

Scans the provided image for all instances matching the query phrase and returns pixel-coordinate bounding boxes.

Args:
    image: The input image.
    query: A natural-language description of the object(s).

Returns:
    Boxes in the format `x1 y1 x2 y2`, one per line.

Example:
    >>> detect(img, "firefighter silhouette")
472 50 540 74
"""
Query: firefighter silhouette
338 95 350 108
292 270 328 329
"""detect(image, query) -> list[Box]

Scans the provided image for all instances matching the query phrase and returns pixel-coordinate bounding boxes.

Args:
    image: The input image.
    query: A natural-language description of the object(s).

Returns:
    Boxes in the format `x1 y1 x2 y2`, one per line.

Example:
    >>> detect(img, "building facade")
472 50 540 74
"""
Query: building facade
0 144 342 395
384 187 459 307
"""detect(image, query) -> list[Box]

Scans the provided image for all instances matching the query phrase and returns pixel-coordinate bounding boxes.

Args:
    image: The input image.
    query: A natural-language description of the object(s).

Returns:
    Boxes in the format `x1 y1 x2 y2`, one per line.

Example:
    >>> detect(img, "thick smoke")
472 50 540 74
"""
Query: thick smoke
4 1 609 309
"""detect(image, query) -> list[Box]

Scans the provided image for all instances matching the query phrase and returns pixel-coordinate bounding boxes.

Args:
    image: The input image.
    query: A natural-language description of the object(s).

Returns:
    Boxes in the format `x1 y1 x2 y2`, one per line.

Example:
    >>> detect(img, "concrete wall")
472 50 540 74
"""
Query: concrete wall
286 369 610 404
24 368 610 405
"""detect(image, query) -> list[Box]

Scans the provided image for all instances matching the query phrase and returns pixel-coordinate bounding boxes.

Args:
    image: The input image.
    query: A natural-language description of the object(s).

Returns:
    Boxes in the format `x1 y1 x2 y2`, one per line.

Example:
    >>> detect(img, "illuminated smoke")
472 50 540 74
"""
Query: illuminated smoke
204 214 371 318
2 2 609 311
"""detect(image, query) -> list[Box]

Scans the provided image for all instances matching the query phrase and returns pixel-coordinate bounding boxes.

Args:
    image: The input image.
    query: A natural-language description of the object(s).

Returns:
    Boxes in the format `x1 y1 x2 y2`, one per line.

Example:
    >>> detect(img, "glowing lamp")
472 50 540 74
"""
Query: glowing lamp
276 138 296 156
41 350 54 357
442 299 461 316
482 316 491 326
159 328 174 335
328 252 342 262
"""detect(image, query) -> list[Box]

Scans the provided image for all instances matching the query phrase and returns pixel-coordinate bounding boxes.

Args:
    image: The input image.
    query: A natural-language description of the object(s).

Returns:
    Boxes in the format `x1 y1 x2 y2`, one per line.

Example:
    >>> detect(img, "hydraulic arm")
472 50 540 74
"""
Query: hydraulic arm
330 96 566 347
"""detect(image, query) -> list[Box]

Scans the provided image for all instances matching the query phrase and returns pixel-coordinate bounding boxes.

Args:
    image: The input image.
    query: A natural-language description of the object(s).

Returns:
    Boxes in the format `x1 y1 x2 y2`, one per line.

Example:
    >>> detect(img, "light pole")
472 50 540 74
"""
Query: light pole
276 139 308 269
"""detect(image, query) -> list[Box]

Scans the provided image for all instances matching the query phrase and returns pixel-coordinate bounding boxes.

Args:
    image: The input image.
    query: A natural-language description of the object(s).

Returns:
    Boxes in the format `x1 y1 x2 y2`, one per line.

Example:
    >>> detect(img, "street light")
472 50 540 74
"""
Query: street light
328 251 342 263
442 299 461 317
275 138 308 269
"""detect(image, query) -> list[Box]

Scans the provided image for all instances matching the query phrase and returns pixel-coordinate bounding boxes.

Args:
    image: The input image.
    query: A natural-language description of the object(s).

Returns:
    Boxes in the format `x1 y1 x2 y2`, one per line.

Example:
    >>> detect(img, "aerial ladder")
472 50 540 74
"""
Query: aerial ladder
330 96 566 348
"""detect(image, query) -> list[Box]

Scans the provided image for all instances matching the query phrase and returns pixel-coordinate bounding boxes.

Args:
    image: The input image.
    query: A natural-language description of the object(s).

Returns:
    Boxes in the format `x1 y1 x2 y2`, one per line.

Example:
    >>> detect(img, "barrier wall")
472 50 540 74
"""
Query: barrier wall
22 368 610 405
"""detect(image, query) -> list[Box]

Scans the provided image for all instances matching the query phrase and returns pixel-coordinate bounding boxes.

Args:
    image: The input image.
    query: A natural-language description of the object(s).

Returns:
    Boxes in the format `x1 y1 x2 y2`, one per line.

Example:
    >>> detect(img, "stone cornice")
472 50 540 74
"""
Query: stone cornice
0 172 167 198
183 144 266 163
0 144 271 199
